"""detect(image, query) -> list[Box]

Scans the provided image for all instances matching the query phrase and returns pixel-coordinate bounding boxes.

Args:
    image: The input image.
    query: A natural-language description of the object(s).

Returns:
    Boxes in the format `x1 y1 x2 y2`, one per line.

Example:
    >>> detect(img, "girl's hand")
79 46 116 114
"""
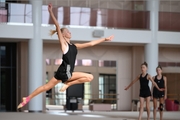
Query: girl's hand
151 96 153 100
105 35 114 41
48 3 53 12
124 86 129 90
159 88 165 91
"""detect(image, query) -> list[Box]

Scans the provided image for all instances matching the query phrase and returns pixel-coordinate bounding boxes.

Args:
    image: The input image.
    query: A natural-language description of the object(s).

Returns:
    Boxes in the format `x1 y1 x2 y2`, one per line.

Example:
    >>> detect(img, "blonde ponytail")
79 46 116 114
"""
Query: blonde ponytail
49 29 57 36
49 28 66 36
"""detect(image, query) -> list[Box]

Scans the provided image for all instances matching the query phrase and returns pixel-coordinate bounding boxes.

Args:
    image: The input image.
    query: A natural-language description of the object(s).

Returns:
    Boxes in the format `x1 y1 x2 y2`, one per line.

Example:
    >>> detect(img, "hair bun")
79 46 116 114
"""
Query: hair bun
157 65 162 70
141 61 148 67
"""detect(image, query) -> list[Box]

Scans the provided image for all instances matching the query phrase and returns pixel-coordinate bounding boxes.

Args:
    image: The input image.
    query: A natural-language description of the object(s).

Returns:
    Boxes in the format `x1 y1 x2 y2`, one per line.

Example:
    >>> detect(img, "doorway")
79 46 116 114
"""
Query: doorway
0 43 17 112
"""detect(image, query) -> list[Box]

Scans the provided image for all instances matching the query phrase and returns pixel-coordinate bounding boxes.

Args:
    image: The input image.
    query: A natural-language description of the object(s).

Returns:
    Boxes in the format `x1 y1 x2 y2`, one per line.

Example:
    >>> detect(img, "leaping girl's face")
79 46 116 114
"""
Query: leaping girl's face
141 65 147 73
62 28 71 39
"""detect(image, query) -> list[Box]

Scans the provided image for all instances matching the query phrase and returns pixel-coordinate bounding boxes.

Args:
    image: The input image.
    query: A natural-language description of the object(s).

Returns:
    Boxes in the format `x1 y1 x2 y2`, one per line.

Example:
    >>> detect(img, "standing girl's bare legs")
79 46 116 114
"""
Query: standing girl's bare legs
17 77 60 109
145 97 151 120
153 98 158 120
159 98 164 120
138 97 145 120
60 72 93 92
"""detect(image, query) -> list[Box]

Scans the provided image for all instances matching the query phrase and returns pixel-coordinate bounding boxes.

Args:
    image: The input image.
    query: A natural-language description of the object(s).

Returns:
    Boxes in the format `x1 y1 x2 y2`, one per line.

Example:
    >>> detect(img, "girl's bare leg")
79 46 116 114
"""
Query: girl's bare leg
138 97 145 120
159 97 164 120
60 72 93 92
153 98 157 120
17 77 60 109
145 97 151 120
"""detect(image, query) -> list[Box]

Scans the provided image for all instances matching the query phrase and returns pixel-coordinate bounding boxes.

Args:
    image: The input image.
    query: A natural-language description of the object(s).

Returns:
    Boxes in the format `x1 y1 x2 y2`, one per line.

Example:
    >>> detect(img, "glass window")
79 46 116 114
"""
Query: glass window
99 75 104 98
75 59 82 66
57 7 63 24
0 0 5 8
54 59 62 65
70 7 90 26
99 74 116 99
97 10 102 26
54 82 66 105
0 9 7 22
5 3 150 30
84 82 91 105
42 5 50 24
159 62 180 67
82 59 92 66
8 3 32 23
0 46 5 52
46 59 50 65
99 60 116 67
0 43 17 111
0 46 6 66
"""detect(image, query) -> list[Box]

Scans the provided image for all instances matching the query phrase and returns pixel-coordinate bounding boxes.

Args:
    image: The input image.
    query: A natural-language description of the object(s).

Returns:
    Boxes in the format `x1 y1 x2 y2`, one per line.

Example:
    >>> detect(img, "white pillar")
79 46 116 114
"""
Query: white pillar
28 0 43 112
145 0 159 87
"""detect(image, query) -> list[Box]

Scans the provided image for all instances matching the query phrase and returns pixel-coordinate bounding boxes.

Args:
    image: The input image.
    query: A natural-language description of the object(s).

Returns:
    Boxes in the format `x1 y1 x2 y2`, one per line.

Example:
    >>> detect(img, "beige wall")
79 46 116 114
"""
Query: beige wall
17 42 29 110
18 42 180 111
131 46 144 99
159 47 180 62
159 47 180 73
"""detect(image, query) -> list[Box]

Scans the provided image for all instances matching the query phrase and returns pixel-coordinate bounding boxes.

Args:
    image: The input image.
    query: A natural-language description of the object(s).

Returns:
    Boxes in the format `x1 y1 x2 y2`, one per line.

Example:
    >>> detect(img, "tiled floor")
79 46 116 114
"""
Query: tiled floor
1 111 180 120
0 105 180 120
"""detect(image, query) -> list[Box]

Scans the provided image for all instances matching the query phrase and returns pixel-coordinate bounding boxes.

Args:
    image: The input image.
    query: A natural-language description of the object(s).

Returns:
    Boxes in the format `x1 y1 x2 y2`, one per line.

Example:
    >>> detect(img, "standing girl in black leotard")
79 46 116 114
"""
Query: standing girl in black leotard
17 4 114 109
125 62 164 120
152 65 167 120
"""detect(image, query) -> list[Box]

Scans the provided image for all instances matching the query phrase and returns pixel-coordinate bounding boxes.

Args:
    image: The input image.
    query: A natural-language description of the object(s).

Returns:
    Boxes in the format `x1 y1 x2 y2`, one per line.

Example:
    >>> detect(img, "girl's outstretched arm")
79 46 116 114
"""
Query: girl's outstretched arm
75 35 114 49
124 75 140 90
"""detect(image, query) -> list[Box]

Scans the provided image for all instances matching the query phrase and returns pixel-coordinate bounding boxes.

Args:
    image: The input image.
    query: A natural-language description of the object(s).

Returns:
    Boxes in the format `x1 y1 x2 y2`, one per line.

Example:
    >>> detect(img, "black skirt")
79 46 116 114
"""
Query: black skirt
139 89 151 98
54 64 72 83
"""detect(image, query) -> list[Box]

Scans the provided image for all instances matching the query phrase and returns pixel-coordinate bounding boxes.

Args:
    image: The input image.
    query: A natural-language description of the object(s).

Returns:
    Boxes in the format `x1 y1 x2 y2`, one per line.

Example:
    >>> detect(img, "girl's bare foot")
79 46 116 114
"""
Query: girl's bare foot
59 84 69 92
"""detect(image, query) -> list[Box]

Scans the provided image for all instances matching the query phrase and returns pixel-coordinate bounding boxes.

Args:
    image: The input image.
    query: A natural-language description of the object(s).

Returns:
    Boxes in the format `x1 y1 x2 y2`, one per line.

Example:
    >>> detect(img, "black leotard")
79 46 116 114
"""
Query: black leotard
139 73 151 98
153 75 165 98
54 43 77 82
